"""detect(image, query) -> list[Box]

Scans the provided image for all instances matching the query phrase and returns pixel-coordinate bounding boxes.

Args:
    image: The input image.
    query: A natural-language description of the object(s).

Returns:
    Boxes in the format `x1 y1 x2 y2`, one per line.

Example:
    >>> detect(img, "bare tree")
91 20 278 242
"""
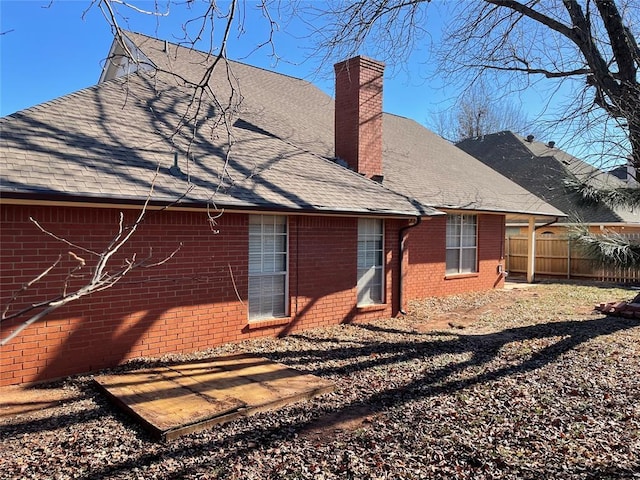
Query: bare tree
315 0 639 174
1 201 182 346
430 82 535 142
312 0 640 266
1 0 279 344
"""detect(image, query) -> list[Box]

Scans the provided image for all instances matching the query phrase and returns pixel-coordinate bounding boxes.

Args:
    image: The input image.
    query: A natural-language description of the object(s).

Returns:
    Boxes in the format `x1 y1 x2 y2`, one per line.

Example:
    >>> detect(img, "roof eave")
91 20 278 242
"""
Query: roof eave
0 192 443 219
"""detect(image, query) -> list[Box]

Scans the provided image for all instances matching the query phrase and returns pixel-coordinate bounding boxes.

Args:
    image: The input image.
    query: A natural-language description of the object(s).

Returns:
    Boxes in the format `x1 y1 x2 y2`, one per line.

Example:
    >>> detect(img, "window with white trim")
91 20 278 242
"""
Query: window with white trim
357 218 384 305
248 215 288 321
446 214 477 274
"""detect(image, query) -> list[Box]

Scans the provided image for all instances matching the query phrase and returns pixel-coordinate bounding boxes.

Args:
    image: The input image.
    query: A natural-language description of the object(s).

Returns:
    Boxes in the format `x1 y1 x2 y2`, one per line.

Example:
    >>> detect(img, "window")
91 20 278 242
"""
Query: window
357 218 384 305
248 215 287 321
446 214 477 275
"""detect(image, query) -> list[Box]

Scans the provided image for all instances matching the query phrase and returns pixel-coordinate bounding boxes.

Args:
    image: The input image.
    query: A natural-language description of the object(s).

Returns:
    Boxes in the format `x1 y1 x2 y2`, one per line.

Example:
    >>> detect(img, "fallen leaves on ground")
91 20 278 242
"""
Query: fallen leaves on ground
1 283 639 479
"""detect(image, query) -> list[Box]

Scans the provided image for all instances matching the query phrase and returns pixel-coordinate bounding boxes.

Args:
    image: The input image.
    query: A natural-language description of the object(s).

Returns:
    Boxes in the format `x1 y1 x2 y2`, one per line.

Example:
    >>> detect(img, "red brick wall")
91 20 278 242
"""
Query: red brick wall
1 205 249 385
334 56 384 178
1 205 504 386
0 205 402 385
402 213 506 302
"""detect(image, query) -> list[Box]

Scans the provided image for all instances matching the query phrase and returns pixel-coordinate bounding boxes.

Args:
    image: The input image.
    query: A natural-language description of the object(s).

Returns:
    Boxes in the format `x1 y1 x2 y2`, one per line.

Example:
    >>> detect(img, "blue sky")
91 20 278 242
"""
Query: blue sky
0 0 445 122
1 0 611 166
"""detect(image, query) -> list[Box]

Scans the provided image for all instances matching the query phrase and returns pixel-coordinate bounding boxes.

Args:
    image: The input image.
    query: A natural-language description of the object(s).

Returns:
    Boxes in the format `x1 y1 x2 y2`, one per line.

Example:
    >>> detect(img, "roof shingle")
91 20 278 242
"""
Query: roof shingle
1 31 563 219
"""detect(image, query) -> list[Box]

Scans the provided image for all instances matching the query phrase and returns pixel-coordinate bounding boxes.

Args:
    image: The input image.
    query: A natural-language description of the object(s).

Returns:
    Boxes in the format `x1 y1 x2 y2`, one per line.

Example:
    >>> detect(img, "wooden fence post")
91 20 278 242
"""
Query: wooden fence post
567 237 571 279
527 217 536 283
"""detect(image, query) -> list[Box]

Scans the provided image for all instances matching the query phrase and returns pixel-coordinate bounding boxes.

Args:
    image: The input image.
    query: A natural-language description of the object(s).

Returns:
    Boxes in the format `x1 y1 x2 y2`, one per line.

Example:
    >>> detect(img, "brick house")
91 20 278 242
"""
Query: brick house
0 32 562 386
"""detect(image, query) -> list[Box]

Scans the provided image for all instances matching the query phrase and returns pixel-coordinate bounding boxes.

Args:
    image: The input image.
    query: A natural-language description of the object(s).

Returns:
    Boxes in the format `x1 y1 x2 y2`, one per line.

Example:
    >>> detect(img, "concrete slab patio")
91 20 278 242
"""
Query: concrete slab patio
95 353 335 441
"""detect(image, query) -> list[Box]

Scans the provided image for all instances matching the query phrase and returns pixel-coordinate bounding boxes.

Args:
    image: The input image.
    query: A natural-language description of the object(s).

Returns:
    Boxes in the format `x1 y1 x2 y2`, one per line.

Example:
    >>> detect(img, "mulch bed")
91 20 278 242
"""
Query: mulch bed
1 283 639 479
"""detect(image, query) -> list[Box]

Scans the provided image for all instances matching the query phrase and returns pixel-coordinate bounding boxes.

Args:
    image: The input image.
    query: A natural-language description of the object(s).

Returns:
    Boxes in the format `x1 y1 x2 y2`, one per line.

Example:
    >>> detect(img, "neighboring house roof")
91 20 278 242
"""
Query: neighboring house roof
610 166 627 181
457 131 640 225
609 164 638 186
1 31 562 219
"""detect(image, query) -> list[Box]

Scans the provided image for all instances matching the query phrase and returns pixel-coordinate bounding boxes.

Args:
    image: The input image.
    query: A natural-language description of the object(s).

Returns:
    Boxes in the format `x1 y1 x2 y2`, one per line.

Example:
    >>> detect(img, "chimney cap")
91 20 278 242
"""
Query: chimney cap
334 56 385 73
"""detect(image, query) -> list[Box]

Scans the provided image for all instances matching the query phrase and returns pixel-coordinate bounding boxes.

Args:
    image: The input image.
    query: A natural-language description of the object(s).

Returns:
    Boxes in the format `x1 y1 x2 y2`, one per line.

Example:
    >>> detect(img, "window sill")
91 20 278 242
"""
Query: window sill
245 317 290 330
445 272 479 280
356 303 387 312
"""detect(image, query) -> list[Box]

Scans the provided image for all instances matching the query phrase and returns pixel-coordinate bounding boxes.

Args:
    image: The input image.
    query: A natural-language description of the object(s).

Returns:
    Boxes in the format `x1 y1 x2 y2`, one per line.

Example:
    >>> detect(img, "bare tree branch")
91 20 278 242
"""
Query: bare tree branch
0 170 184 345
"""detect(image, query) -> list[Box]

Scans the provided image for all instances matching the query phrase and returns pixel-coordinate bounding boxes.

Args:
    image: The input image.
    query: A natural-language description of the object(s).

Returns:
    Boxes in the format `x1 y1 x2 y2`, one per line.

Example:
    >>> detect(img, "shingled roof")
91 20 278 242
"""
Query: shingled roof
1 31 562 219
457 131 640 224
1 39 436 218
380 116 563 217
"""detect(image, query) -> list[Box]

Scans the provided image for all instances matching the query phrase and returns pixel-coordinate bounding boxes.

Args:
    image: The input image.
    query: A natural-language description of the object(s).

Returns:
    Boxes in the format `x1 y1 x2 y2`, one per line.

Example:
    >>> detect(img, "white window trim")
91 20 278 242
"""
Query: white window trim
248 215 289 322
446 214 478 275
357 218 385 306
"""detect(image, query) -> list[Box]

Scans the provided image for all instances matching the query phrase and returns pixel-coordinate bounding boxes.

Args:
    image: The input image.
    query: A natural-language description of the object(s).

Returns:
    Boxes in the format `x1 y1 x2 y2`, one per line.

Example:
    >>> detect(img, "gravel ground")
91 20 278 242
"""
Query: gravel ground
1 283 639 479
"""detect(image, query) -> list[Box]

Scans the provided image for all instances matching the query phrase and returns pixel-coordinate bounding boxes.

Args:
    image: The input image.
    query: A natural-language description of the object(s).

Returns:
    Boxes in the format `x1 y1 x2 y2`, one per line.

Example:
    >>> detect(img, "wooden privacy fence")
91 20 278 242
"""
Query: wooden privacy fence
506 236 640 284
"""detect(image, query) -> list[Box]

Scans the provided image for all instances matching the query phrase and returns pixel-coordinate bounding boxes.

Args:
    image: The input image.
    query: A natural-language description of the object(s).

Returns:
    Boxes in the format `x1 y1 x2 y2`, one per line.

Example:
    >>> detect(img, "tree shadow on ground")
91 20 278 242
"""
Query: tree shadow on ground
2 314 638 479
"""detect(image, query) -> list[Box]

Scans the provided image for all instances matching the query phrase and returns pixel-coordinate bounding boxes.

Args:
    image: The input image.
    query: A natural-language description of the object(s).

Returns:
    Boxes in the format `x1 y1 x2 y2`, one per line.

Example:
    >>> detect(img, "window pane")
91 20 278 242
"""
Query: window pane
274 234 286 252
445 249 460 274
365 250 376 268
248 277 262 318
357 247 366 268
272 275 286 316
275 253 287 272
248 215 287 320
362 219 374 234
461 234 476 247
370 268 382 303
263 222 275 234
446 234 461 248
248 237 262 273
357 219 384 305
263 253 275 272
446 214 477 274
446 215 461 248
463 214 476 226
447 215 461 233
462 222 476 237
357 267 382 305
263 236 275 252
461 248 477 273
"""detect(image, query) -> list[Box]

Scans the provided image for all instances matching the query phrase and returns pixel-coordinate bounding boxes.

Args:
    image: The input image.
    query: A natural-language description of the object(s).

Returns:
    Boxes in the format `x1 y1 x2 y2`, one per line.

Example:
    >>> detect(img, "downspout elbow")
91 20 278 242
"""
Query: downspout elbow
535 217 560 231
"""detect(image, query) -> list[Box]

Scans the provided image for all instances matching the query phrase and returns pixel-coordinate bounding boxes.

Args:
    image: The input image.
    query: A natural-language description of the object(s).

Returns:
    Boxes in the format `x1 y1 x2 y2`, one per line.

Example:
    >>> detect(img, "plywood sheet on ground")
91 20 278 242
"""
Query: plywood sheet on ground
95 354 334 441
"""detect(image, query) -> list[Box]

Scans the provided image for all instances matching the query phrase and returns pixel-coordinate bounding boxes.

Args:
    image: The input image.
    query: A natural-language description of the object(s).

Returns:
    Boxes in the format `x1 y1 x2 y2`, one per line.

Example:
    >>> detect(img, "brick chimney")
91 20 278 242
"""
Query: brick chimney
334 56 385 180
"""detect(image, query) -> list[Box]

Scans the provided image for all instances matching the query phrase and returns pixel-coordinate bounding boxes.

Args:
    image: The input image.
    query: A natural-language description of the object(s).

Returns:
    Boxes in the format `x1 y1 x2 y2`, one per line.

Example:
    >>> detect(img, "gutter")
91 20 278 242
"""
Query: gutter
0 194 426 219
398 216 422 315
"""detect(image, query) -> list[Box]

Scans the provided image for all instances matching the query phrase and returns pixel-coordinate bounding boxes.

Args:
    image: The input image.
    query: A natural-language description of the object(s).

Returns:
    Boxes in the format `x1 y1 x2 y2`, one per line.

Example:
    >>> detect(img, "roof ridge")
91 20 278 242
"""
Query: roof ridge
121 30 320 91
